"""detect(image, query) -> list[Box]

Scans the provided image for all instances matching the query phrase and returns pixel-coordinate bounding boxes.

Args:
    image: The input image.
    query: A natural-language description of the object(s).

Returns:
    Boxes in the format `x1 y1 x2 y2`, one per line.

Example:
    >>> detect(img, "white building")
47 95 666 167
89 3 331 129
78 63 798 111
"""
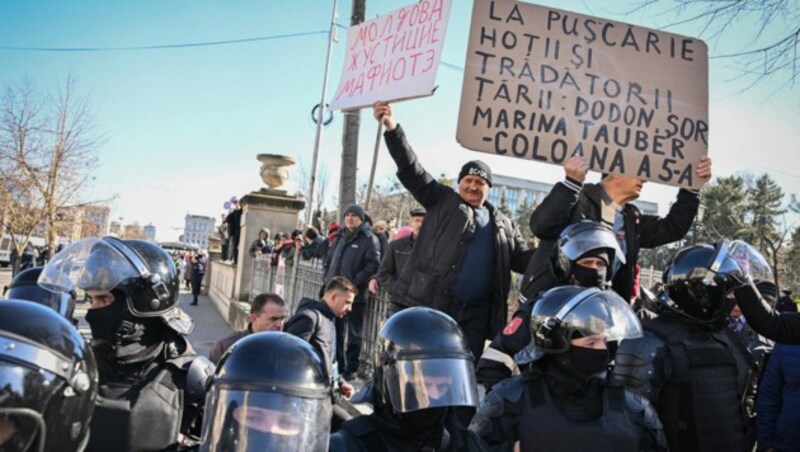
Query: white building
183 215 215 250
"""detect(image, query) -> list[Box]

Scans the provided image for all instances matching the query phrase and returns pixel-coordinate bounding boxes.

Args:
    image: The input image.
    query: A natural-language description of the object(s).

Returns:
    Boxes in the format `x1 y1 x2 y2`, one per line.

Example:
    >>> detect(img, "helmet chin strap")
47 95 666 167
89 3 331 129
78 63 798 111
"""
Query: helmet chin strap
0 407 46 452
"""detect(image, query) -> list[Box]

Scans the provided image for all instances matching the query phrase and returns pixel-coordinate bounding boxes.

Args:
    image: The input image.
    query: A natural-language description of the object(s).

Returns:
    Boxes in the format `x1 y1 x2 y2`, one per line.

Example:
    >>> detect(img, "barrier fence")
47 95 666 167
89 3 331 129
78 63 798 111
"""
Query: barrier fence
248 254 662 378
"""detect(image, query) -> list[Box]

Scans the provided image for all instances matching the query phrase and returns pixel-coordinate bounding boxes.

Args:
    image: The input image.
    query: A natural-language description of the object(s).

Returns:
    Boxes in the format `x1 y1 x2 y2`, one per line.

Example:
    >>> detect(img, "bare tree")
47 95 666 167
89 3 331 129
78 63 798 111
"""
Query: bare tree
634 0 799 90
0 75 103 252
297 157 330 224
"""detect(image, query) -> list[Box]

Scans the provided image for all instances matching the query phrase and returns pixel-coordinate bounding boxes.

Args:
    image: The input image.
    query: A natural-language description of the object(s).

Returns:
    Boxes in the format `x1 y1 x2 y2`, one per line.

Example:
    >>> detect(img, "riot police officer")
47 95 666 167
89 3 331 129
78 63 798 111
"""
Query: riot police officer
0 300 97 451
470 286 666 451
200 332 332 451
477 220 625 390
39 236 213 451
330 307 483 451
6 266 77 324
612 240 762 452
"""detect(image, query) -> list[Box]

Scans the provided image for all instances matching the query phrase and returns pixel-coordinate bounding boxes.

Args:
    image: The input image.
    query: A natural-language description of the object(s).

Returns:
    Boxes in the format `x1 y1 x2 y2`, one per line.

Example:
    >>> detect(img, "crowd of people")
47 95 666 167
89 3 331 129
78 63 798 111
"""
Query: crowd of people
0 99 798 452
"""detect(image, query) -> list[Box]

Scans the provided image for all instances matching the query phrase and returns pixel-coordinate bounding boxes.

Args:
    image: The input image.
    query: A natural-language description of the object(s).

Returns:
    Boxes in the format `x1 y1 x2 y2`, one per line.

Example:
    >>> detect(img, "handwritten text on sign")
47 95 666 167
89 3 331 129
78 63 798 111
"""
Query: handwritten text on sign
330 0 452 111
456 0 709 189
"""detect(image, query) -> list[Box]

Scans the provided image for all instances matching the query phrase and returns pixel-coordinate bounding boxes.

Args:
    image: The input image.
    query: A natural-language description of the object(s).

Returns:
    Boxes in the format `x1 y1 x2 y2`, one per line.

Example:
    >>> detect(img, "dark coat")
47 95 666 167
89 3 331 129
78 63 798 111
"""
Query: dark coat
383 125 533 337
208 328 250 364
373 235 415 298
284 297 344 388
520 181 699 301
323 223 380 302
301 236 327 260
757 343 800 452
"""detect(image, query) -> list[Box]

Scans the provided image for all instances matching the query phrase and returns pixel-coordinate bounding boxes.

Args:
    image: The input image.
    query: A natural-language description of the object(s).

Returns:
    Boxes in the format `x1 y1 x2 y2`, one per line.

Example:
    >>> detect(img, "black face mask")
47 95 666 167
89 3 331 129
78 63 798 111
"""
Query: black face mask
571 264 607 288
398 407 447 435
567 346 609 380
85 296 127 342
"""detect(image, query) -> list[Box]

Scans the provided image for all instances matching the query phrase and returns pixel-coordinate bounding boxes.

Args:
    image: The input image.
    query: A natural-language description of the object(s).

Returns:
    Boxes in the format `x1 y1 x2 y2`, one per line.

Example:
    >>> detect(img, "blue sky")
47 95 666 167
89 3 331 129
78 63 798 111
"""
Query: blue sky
1 0 798 241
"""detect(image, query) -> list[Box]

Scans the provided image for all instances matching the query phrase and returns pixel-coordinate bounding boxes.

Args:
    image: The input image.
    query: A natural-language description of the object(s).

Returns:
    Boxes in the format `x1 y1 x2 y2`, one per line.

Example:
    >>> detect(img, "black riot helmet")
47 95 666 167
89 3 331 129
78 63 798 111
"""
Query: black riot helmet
0 300 98 452
38 237 192 334
551 220 626 286
200 332 332 452
374 307 479 414
8 266 76 321
521 286 643 356
663 239 773 322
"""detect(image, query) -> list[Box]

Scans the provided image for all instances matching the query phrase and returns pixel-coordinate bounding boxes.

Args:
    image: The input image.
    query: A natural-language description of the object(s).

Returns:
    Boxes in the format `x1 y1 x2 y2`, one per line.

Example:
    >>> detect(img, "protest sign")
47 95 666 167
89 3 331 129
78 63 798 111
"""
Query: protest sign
456 0 709 189
330 0 453 111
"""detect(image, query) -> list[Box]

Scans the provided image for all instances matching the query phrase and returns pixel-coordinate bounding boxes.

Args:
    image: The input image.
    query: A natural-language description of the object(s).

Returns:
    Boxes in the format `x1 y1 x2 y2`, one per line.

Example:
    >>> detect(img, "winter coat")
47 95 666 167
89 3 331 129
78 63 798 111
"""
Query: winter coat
208 328 250 364
373 234 415 298
757 343 800 452
323 223 380 303
301 236 327 260
383 125 533 337
284 297 345 388
520 180 699 301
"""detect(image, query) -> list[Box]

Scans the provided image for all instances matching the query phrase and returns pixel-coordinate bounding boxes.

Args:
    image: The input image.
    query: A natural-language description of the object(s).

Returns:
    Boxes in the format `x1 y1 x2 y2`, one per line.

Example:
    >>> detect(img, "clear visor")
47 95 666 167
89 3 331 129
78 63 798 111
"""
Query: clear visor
38 238 140 293
556 293 643 342
559 227 626 266
201 389 330 452
717 240 773 284
0 363 56 452
384 358 479 413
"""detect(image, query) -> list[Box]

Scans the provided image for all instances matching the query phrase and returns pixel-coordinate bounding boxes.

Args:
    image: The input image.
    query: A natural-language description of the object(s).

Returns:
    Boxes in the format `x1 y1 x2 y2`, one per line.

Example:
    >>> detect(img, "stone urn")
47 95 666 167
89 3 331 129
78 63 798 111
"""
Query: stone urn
257 154 295 189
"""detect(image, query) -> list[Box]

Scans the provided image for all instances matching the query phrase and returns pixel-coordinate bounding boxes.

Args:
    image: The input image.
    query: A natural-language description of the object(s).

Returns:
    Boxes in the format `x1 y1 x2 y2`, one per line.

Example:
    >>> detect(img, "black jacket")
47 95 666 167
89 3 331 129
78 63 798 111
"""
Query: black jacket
373 234 415 298
284 297 344 388
520 180 699 301
323 223 380 302
383 125 533 336
734 283 800 345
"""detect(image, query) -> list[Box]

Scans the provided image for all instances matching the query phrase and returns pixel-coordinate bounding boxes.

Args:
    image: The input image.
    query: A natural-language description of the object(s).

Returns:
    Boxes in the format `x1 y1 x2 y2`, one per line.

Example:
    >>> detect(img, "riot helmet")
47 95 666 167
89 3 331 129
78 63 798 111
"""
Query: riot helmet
200 332 331 452
0 300 97 452
551 221 626 288
375 307 479 415
518 286 643 364
662 240 773 322
8 266 76 322
38 237 192 334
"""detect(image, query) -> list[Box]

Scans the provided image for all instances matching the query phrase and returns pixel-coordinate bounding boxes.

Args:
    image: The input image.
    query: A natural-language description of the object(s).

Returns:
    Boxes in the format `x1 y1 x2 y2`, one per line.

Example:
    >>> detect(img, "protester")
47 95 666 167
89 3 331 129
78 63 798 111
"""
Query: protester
368 207 426 299
757 342 800 452
248 227 272 258
190 251 207 306
319 222 341 260
284 277 357 427
373 101 533 361
477 220 625 391
300 226 326 260
0 300 97 452
329 307 483 451
200 332 332 451
612 241 759 451
225 196 242 263
371 220 389 257
323 204 380 379
471 287 667 451
728 280 775 369
39 237 213 451
208 293 287 364
184 251 193 290
519 154 712 302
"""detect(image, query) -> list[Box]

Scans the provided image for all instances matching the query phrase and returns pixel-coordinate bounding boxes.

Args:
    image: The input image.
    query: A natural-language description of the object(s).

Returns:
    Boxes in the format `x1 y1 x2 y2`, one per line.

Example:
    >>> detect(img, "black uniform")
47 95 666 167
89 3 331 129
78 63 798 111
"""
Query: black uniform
471 367 666 451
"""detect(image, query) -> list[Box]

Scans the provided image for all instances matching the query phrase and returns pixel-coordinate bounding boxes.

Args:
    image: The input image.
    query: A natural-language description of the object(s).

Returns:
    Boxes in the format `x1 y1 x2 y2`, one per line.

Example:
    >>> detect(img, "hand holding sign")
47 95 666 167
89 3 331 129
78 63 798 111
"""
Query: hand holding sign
373 101 397 131
564 155 589 184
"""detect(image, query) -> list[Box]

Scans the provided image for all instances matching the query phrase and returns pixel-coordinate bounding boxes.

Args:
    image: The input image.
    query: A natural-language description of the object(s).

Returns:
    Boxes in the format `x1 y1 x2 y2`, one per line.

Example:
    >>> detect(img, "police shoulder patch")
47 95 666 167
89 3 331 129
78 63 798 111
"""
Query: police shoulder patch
503 317 523 336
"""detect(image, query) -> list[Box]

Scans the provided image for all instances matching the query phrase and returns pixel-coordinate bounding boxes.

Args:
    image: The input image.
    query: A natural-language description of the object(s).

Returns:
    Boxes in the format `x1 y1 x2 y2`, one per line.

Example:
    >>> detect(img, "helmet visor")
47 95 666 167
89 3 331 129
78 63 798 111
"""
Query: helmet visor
559 225 626 266
0 363 59 452
717 240 773 284
384 358 479 413
201 389 330 452
38 238 140 294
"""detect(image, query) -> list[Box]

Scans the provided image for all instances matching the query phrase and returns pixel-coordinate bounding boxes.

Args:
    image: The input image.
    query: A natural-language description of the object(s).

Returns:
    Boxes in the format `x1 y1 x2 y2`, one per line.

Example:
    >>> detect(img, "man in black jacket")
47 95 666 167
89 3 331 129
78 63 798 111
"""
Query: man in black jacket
520 153 712 302
323 204 381 379
284 277 356 400
373 102 533 362
368 207 425 303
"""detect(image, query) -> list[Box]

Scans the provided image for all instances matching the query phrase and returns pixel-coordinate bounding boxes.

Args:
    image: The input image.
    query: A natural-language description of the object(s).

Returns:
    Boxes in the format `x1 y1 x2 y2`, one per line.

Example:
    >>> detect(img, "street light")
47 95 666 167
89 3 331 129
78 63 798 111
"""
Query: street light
692 202 706 245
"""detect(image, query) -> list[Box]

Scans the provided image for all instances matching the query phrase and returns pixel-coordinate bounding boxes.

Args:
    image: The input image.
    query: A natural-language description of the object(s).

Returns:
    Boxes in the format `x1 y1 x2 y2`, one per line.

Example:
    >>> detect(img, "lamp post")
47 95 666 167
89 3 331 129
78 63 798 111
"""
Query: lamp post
692 203 706 245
